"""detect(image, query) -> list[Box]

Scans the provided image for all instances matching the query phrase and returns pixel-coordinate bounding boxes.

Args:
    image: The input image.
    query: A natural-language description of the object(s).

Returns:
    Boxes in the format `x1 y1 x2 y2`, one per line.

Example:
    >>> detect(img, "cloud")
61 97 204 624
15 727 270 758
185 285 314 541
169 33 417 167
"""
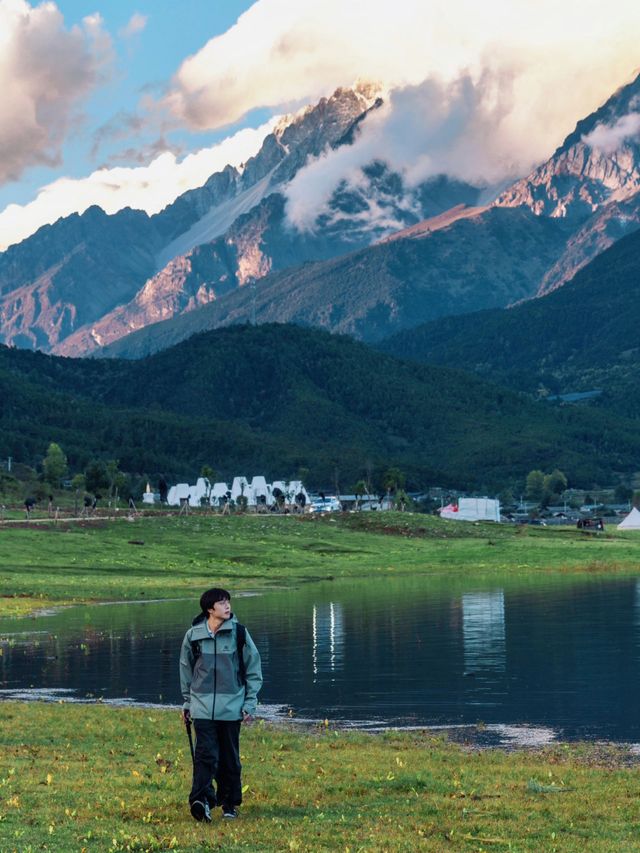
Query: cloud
0 0 112 184
101 137 185 168
163 0 640 233
119 12 148 39
0 120 279 250
164 0 640 150
4 0 640 250
91 110 146 158
582 113 640 155
285 74 521 231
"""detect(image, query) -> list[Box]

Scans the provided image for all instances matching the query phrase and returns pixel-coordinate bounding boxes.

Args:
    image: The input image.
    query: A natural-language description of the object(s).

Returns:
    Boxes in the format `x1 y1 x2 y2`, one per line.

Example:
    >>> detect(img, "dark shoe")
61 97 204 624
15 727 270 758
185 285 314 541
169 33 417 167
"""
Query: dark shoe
222 805 239 819
190 800 212 822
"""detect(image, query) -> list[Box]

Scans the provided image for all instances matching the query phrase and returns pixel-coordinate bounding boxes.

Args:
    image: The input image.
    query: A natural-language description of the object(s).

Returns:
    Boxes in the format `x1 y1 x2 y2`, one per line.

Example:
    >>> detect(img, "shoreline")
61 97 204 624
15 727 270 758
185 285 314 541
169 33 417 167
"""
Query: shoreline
2 691 640 758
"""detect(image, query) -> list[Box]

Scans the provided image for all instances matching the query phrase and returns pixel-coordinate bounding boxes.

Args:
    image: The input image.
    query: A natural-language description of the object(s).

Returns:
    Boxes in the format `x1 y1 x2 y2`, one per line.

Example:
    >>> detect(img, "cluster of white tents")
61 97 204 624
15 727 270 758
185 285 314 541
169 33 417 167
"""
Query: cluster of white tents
162 476 309 509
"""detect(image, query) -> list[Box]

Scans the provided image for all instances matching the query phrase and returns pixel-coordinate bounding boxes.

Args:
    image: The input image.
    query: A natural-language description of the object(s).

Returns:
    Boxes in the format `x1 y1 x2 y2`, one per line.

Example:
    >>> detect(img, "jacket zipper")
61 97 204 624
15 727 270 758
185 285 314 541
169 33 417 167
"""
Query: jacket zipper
212 634 217 720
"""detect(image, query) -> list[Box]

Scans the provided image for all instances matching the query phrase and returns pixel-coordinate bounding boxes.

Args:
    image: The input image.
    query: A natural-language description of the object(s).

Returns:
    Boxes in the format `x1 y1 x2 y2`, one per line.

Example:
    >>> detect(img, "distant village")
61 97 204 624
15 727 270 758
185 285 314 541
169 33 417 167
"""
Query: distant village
149 475 507 520
146 477 640 528
149 475 394 513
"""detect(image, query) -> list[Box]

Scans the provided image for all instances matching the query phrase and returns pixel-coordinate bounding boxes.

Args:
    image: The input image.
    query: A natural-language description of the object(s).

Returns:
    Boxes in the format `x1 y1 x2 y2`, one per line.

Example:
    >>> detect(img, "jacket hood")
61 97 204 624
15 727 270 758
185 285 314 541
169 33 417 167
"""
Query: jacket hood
191 611 237 626
189 613 237 640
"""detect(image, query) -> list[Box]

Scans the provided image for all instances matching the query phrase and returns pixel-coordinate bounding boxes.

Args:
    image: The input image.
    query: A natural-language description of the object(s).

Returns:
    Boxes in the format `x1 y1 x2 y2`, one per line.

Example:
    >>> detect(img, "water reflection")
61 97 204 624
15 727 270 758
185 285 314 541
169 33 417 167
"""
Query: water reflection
462 591 506 674
2 575 640 740
312 603 345 679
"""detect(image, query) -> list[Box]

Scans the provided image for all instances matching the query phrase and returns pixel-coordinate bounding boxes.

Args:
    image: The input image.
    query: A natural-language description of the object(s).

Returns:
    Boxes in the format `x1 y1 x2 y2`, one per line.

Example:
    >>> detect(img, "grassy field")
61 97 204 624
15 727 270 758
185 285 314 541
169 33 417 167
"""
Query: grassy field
3 515 640 850
1 702 640 852
1 512 640 618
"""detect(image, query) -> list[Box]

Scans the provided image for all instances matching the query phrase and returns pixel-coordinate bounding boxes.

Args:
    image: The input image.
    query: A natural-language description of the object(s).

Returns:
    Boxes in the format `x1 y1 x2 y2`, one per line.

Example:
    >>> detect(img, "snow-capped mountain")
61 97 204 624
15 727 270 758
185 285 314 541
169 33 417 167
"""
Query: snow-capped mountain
0 82 484 355
3 71 640 357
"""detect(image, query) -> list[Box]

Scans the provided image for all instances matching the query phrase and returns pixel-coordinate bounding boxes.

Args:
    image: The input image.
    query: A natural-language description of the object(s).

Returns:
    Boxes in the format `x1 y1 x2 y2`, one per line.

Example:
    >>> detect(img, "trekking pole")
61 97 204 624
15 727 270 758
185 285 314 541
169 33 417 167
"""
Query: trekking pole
184 715 195 765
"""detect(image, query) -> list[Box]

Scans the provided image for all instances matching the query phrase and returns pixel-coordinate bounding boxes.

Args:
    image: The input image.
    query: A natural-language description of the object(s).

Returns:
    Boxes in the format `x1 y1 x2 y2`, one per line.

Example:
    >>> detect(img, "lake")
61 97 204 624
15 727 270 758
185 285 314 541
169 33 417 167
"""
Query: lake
2 573 640 744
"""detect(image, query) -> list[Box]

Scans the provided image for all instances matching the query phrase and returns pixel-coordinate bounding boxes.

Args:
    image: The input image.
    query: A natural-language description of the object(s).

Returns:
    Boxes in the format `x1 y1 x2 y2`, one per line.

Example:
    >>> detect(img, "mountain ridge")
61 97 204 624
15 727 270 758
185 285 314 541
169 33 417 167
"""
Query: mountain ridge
99 206 570 358
0 85 389 354
377 227 640 417
3 74 640 356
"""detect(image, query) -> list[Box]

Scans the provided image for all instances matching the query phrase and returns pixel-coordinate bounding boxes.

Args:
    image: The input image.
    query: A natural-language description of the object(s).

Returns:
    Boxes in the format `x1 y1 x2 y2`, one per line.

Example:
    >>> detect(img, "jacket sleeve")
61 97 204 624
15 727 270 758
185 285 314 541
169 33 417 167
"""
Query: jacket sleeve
241 629 263 716
179 631 194 710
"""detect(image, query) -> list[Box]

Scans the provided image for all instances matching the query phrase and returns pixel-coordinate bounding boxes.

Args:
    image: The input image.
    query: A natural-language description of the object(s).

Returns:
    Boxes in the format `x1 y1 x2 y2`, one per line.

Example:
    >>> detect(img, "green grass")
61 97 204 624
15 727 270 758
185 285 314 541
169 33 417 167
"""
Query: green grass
2 512 640 617
3 513 640 850
1 702 640 852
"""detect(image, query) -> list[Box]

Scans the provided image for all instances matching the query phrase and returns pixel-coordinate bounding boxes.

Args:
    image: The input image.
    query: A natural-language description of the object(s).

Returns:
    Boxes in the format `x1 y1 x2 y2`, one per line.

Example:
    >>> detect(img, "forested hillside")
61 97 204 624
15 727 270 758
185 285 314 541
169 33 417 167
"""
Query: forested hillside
379 229 640 415
2 324 640 489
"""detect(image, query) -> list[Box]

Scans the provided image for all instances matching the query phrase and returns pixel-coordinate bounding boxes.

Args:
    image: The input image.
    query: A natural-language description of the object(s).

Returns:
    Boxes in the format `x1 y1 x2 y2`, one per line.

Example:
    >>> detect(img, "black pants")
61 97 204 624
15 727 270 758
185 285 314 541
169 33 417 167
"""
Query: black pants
190 719 242 809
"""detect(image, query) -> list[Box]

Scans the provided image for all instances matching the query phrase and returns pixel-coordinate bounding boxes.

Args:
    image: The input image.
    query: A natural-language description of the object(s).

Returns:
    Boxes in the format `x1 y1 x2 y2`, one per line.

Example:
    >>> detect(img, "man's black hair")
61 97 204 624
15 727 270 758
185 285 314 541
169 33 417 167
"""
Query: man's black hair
192 587 231 626
200 587 231 614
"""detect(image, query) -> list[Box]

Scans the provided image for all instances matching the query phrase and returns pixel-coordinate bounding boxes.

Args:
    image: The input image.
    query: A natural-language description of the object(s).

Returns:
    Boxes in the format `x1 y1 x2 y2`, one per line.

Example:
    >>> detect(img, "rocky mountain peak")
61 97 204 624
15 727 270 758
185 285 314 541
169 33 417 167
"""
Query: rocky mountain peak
496 71 640 220
557 71 640 155
240 83 383 189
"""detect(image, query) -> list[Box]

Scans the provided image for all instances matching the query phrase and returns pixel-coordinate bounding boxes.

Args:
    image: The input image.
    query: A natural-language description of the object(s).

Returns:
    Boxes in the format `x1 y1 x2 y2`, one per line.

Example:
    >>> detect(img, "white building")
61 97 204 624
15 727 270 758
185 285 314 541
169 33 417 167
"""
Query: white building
165 475 310 508
230 476 251 502
166 483 190 506
249 476 271 506
440 497 501 522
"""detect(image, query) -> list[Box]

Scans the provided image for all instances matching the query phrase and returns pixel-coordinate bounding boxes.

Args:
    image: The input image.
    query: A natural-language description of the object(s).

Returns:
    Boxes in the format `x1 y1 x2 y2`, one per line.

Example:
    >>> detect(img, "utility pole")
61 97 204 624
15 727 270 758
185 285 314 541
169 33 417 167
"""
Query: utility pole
7 457 11 473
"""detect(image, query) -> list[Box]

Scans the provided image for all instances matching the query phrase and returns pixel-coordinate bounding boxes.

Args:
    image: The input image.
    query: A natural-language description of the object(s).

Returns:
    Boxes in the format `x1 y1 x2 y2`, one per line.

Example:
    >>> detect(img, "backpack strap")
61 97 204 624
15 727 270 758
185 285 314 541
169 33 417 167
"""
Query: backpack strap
236 622 247 685
190 612 205 660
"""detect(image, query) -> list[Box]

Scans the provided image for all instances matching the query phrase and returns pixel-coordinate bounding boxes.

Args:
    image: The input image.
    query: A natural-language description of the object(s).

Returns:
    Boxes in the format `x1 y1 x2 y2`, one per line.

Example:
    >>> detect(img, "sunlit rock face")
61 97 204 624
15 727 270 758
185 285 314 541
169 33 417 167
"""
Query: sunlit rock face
36 82 483 357
495 72 640 292
498 72 640 218
6 73 640 357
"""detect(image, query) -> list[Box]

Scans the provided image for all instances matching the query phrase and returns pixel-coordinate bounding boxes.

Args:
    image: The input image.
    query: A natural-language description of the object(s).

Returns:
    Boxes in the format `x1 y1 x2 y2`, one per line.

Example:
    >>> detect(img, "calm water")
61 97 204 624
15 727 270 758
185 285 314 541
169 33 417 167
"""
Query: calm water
2 574 640 741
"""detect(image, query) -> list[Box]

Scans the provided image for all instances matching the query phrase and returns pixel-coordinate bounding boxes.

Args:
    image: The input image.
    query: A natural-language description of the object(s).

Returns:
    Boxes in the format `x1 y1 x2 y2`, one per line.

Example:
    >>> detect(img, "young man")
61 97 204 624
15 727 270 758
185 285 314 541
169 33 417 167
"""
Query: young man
180 587 262 822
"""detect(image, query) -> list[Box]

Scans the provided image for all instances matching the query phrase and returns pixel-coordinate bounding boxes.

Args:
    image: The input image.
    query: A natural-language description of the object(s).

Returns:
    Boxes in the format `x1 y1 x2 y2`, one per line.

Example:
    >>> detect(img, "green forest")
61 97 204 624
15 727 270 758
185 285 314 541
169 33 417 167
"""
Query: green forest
379 228 640 417
2 323 640 491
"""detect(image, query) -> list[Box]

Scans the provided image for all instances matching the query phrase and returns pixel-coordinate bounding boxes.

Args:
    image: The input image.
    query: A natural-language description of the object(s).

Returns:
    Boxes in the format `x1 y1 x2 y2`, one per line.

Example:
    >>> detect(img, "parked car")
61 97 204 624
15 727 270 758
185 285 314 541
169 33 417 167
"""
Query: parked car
309 496 342 513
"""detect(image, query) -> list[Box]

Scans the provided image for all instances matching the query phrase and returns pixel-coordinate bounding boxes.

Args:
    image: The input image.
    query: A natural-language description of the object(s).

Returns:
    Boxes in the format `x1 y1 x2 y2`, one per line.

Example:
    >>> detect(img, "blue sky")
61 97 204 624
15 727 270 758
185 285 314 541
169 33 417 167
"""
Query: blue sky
1 0 638 251
0 1 256 210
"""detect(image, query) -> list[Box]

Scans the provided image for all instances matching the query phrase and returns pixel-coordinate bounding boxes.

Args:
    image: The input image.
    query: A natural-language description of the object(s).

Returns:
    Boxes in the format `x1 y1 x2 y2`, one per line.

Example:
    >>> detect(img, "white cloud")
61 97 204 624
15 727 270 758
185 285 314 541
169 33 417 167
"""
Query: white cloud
0 120 278 250
0 0 111 184
165 0 640 151
164 0 640 230
120 12 148 39
286 74 522 231
582 113 640 155
4 0 640 249
164 0 637 235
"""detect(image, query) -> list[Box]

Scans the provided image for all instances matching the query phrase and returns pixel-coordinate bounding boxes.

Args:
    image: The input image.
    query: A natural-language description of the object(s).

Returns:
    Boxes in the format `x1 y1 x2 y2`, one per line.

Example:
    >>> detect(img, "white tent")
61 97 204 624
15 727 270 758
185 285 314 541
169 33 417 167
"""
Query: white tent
617 507 640 529
166 483 190 506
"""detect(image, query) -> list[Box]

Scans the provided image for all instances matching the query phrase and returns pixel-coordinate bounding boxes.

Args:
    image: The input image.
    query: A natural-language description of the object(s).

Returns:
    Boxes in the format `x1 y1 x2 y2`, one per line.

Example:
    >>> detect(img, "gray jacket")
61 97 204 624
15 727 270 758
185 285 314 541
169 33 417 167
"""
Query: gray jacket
179 615 262 720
